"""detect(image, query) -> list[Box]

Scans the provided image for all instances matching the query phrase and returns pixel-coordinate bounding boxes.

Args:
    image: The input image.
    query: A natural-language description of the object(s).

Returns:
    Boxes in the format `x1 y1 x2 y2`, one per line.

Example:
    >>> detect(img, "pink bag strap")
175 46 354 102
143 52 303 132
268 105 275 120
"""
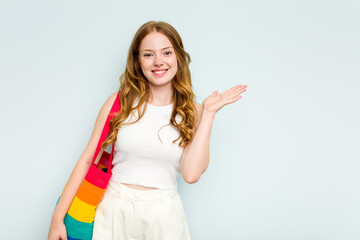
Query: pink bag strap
91 92 121 167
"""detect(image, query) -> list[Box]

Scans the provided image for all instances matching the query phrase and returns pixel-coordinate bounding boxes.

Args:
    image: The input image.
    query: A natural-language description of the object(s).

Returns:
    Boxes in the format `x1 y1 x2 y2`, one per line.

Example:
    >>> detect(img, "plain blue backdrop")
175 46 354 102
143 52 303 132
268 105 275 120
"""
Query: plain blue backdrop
0 0 359 239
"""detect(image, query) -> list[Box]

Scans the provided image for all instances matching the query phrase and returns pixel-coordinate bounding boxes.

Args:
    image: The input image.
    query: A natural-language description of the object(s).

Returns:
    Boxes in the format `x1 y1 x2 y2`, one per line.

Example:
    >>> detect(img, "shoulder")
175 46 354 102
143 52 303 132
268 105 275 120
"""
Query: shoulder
105 91 118 107
108 91 118 103
98 91 119 116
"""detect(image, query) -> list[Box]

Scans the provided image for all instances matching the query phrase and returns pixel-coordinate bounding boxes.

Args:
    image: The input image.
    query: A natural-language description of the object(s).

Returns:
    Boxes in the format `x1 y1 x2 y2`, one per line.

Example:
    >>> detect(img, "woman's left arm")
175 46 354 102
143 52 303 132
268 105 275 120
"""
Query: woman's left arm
180 84 248 183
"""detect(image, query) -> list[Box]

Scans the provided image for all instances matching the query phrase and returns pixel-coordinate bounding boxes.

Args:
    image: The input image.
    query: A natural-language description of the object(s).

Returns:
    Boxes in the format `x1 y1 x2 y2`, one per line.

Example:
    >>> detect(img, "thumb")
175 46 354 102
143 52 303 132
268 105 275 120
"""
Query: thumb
212 90 218 96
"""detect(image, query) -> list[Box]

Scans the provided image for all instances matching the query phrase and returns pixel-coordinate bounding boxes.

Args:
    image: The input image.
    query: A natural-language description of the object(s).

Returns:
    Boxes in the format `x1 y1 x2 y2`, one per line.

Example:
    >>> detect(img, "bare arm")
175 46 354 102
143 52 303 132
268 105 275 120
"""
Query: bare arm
48 91 118 239
180 84 247 183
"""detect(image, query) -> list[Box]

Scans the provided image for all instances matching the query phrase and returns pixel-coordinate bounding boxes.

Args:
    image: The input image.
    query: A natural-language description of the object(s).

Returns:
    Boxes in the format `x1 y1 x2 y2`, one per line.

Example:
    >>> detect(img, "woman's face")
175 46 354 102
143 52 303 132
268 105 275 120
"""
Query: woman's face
138 32 178 91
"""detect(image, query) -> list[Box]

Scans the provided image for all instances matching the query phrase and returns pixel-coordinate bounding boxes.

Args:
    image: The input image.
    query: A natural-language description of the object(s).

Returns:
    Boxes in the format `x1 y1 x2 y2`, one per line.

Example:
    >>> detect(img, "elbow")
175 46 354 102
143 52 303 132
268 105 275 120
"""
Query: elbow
183 174 200 184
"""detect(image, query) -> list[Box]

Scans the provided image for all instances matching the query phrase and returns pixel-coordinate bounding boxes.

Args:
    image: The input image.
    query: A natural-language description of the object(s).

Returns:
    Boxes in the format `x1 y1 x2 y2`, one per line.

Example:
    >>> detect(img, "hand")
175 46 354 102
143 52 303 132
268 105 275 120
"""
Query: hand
202 84 247 114
48 219 67 240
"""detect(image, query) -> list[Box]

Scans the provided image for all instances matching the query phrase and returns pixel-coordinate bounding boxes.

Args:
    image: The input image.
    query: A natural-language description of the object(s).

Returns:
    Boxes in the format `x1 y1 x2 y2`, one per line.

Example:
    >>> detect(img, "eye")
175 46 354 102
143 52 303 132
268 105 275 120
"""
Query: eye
143 53 152 57
164 51 172 56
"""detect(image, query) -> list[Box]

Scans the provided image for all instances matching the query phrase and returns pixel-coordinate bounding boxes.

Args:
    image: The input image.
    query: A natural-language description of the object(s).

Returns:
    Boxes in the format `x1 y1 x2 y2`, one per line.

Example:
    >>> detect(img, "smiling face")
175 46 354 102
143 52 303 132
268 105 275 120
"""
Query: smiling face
138 32 178 91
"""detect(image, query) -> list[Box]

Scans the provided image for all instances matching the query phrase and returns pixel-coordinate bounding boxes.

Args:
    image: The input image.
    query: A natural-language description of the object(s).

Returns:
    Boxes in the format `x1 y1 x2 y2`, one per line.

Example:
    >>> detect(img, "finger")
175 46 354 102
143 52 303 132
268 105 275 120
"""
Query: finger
221 95 242 107
229 95 242 104
232 86 247 93
225 87 246 100
223 84 247 96
209 90 218 98
234 85 247 92
219 86 240 97
233 84 247 90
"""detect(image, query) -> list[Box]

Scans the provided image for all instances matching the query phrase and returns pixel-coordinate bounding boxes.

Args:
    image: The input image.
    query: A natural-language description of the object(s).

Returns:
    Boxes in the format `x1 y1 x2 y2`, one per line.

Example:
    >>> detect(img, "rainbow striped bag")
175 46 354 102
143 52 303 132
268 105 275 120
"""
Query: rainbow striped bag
56 93 121 240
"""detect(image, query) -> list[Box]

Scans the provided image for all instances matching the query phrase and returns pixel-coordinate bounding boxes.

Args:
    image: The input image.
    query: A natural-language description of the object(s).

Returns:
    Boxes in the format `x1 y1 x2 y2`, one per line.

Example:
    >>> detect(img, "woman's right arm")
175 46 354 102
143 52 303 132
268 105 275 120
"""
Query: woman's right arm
48 91 118 240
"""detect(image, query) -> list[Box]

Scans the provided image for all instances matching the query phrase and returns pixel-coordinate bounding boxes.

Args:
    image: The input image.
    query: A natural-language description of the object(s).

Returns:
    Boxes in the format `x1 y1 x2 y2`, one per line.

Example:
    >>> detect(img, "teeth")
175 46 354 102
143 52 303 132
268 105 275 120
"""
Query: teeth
154 70 166 74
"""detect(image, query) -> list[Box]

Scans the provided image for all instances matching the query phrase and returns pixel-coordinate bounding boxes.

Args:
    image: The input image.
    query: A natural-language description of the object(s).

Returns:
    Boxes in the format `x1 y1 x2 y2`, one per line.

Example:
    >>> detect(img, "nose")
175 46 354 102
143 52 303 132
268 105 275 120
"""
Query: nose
153 54 164 66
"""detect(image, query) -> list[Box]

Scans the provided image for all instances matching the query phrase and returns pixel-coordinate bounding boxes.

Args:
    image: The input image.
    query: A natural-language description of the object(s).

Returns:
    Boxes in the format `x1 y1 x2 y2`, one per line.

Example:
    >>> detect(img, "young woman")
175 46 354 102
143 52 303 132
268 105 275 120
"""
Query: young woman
48 20 247 240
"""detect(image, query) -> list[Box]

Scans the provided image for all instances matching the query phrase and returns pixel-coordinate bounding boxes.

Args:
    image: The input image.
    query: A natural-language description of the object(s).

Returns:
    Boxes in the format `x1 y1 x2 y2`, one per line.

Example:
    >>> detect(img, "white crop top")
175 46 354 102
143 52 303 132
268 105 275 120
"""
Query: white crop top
110 100 184 189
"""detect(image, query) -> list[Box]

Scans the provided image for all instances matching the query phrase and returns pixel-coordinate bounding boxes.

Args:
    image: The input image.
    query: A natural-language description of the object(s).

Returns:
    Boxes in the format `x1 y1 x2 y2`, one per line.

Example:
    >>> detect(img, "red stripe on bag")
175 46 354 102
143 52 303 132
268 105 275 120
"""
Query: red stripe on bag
85 165 112 189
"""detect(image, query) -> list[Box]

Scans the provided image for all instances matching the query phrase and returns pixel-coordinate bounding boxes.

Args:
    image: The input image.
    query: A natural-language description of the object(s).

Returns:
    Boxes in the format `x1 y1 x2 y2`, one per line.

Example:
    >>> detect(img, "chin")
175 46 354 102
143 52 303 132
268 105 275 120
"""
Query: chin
146 74 176 85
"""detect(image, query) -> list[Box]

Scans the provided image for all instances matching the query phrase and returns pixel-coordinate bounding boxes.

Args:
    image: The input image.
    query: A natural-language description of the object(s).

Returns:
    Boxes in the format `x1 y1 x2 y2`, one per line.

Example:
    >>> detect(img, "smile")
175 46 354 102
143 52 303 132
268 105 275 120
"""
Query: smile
152 69 168 76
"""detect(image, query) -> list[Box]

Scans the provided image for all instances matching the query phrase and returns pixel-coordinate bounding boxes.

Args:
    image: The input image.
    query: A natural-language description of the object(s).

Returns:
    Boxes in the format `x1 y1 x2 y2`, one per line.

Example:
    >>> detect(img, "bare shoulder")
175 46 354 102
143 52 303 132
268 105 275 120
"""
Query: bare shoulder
100 91 118 113
109 91 118 100
78 91 119 165
106 91 118 107
94 91 119 133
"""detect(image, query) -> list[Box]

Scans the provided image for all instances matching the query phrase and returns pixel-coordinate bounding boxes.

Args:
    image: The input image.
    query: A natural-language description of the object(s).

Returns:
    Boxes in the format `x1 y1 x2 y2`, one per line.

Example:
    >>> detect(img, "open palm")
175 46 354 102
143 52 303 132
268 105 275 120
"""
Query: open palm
202 84 247 114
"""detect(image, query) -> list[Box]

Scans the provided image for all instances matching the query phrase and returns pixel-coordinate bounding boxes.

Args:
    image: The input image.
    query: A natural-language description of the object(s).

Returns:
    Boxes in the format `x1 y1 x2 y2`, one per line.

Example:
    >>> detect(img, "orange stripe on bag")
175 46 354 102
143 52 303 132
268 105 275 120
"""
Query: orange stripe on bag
68 196 97 223
76 179 105 206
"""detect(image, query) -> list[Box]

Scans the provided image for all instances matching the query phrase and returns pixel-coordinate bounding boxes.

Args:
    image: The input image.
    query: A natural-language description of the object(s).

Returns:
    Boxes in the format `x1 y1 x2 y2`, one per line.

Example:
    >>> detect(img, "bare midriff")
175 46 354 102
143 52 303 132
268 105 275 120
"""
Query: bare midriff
121 183 158 191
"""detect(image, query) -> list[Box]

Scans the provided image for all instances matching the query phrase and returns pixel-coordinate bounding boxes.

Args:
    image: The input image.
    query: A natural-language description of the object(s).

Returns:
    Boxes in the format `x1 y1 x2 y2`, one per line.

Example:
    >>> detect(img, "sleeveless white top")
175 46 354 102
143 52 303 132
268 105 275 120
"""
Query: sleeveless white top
110 100 184 189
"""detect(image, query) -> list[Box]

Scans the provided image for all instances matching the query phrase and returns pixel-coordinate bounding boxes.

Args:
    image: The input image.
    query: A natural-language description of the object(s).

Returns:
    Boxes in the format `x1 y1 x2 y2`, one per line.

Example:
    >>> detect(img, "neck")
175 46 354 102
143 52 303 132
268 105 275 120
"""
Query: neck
147 84 173 105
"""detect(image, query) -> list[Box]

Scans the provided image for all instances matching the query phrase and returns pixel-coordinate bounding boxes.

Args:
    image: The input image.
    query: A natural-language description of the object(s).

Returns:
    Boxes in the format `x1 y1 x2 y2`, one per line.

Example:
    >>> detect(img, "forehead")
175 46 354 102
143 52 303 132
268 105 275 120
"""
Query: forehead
139 32 173 51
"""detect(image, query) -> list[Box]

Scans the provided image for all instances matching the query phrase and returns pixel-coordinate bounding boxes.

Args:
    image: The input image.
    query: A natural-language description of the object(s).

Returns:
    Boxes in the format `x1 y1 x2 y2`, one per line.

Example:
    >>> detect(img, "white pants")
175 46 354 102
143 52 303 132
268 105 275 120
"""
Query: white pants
92 180 191 240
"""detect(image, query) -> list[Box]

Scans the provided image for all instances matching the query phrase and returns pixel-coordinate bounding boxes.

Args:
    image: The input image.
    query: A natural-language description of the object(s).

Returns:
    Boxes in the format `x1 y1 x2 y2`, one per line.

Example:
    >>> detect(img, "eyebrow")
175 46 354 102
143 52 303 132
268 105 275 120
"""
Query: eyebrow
141 47 173 52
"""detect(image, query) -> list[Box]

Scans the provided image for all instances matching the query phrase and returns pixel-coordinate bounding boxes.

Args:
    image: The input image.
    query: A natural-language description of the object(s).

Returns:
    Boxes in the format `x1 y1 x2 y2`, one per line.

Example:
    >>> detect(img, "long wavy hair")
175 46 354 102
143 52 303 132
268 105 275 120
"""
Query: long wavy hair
102 21 198 150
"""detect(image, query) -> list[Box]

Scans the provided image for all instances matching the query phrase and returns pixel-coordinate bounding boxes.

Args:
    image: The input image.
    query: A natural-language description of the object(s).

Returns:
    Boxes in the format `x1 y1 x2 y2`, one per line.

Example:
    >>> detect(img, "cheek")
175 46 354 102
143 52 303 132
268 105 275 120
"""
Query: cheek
170 57 178 69
170 61 178 77
140 60 151 71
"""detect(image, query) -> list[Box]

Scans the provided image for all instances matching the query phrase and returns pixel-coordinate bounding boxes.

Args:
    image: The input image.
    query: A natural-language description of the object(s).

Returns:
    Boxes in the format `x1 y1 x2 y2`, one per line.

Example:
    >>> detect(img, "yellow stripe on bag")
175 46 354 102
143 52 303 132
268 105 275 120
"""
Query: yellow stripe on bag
67 196 96 223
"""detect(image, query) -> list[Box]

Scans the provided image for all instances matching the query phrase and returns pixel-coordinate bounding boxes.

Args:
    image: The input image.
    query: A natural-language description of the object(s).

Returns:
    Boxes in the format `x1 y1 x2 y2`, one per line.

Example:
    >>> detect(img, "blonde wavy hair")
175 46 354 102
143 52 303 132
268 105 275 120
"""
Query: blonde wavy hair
102 20 198 150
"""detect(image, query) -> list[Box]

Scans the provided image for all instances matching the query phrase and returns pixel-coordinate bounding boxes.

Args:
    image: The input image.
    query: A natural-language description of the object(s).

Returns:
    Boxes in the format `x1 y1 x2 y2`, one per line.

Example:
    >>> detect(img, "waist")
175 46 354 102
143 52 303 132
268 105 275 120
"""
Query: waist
108 180 178 201
121 183 158 191
110 162 179 189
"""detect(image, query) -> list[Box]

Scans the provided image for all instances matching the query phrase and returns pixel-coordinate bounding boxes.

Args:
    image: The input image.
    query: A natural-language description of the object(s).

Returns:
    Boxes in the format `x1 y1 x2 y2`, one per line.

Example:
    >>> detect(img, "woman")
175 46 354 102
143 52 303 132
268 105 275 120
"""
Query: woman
48 20 247 240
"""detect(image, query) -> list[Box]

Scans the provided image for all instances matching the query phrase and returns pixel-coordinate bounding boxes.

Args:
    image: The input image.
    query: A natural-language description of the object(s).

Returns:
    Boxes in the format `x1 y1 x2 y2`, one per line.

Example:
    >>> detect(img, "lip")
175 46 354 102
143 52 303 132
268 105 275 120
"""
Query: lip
152 69 168 76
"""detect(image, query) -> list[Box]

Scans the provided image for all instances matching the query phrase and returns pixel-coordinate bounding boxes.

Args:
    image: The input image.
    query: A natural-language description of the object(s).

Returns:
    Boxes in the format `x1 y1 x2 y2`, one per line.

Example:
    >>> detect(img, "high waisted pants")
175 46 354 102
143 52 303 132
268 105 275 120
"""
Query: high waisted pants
92 180 191 240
